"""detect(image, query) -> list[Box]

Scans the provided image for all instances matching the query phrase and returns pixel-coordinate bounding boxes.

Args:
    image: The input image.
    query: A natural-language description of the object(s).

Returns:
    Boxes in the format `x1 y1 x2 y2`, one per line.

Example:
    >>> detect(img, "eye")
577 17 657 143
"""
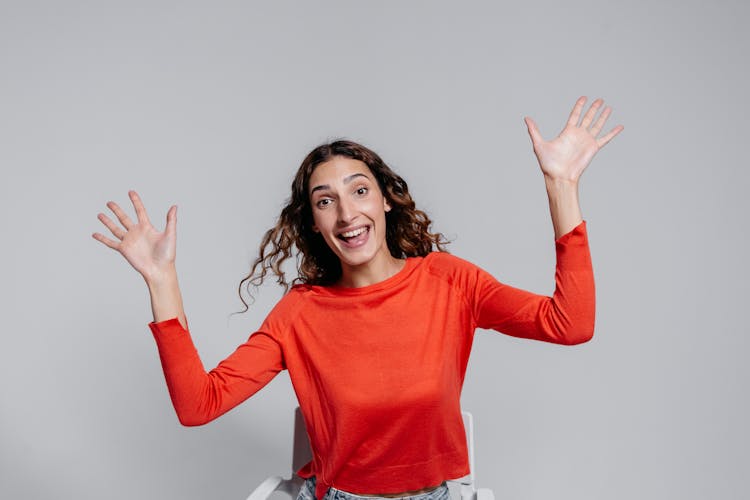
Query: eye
316 198 333 208
355 186 368 196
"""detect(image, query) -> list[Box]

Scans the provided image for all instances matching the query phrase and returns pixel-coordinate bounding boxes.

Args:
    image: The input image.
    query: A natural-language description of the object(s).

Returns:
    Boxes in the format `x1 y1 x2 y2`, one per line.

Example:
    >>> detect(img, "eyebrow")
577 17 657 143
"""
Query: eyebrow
310 173 371 195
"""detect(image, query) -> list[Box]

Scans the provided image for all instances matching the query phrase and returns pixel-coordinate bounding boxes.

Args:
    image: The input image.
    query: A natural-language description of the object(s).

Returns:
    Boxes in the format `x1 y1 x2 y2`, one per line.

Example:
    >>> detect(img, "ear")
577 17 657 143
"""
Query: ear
312 224 320 233
384 198 392 213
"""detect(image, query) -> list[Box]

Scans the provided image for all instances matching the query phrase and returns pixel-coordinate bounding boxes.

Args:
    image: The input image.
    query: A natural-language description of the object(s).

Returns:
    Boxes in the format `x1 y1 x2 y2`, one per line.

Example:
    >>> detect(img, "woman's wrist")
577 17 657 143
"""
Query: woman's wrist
544 175 583 239
544 173 579 191
144 263 178 288
145 266 187 328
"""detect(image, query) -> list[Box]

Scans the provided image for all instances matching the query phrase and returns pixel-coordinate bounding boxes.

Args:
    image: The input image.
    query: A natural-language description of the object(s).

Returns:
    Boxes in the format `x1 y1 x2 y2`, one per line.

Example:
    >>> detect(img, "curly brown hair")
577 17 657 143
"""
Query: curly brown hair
237 139 449 311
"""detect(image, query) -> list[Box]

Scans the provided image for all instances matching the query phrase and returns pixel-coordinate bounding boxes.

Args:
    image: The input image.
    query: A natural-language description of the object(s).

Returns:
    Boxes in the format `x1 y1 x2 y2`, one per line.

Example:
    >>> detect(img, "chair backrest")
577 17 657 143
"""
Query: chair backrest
291 407 314 474
289 407 477 486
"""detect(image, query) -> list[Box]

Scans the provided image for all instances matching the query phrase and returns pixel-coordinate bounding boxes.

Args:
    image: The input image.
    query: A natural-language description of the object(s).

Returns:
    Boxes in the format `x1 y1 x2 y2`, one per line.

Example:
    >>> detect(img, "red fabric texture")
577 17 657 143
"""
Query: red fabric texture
149 221 595 500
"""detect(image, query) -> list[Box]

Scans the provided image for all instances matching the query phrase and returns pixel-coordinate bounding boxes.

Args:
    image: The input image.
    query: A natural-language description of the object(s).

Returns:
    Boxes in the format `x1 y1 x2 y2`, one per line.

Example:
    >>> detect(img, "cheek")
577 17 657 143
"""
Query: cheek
372 199 389 220
311 213 323 232
311 210 334 233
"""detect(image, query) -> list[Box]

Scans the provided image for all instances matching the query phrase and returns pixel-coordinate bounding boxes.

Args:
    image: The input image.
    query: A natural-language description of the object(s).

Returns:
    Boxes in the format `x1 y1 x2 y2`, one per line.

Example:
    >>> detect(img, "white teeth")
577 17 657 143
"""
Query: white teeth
340 227 367 238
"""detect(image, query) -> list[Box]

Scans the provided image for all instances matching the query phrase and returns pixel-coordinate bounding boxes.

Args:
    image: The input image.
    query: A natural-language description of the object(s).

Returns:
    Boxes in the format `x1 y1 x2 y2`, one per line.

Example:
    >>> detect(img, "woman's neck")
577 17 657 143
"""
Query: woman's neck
337 254 406 288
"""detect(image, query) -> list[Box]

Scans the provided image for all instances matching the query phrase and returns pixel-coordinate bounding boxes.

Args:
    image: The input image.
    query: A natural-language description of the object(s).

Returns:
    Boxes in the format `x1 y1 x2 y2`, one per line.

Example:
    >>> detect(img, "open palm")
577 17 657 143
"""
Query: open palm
92 190 177 281
525 96 623 182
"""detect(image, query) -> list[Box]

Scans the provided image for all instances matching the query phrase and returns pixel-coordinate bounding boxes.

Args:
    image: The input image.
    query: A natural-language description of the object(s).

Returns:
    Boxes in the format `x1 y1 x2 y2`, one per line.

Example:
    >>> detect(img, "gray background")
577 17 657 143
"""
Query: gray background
1 1 747 499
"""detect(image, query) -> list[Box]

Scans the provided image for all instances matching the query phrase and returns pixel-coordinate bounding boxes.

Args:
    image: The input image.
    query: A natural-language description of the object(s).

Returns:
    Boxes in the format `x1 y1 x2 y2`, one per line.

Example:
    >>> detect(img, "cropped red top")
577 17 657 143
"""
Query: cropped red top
149 220 594 500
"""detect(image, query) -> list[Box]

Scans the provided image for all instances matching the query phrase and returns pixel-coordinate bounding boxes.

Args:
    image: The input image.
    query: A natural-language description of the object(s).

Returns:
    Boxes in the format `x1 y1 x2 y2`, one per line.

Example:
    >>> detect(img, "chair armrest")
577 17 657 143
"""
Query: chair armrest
245 476 286 500
476 488 494 500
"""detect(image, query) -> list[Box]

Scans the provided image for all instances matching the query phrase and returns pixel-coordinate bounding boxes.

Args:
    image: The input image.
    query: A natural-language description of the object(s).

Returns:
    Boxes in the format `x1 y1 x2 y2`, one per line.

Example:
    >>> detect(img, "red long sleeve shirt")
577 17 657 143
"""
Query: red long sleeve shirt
149 220 594 500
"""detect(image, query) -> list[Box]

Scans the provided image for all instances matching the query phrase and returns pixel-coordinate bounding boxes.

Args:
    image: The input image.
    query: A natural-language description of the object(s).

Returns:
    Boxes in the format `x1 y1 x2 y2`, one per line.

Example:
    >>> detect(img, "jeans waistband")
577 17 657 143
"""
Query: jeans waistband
299 476 449 500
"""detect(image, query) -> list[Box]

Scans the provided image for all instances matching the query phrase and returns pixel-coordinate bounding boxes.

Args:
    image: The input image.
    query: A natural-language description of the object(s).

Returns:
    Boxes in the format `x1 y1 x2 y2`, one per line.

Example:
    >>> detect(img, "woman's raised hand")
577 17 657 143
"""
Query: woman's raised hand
93 191 177 283
524 96 623 183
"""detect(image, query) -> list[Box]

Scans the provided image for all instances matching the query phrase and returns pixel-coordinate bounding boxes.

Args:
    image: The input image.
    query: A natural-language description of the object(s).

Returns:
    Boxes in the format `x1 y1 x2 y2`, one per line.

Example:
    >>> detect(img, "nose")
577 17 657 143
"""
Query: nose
336 196 356 225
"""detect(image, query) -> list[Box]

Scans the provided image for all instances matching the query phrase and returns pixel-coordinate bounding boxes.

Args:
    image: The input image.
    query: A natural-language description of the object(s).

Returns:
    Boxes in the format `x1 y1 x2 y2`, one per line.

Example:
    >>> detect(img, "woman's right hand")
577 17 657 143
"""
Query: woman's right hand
93 190 177 283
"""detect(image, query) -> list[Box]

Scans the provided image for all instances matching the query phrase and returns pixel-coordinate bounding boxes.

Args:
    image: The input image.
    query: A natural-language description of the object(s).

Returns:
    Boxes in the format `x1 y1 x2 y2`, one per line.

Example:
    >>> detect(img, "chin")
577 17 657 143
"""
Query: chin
333 246 378 268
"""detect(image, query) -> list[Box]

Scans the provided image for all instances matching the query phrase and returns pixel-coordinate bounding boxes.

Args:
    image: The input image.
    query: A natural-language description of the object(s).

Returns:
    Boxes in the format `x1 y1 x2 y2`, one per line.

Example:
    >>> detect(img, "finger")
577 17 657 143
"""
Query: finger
106 200 135 230
92 232 120 250
97 212 126 240
165 205 177 237
566 96 587 127
524 117 543 147
596 124 624 148
580 98 603 129
129 190 151 225
590 106 612 136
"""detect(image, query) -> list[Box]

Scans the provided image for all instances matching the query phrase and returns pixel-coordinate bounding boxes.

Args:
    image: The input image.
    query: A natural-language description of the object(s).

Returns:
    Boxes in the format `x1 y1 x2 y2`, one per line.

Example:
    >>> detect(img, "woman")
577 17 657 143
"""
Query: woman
92 96 622 500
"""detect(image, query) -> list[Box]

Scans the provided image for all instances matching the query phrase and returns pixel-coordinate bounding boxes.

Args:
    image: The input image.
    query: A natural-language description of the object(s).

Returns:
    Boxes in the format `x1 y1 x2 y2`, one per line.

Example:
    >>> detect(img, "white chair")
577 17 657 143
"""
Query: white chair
245 407 495 500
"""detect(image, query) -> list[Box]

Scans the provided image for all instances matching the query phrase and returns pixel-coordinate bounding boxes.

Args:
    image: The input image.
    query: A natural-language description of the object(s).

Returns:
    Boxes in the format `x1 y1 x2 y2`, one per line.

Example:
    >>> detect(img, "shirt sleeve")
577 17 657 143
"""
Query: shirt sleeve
149 317 285 426
472 220 595 345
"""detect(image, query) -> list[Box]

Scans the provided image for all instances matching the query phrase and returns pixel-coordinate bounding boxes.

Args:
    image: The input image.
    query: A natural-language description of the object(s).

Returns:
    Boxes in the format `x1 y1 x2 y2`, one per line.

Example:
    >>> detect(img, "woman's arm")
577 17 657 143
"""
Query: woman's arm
525 96 623 238
149 317 285 426
544 178 582 241
93 190 187 329
470 98 622 344
146 265 188 329
94 192 283 424
471 221 596 345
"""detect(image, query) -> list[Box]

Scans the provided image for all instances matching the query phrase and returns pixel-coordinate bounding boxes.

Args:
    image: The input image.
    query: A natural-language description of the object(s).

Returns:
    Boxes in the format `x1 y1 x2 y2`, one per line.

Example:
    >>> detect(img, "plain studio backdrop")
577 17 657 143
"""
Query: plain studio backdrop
1 1 747 499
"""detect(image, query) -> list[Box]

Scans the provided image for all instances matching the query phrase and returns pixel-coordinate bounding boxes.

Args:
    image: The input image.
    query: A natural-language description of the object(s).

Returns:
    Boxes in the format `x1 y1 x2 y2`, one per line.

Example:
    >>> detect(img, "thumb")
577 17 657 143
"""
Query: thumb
524 117 543 147
165 205 177 236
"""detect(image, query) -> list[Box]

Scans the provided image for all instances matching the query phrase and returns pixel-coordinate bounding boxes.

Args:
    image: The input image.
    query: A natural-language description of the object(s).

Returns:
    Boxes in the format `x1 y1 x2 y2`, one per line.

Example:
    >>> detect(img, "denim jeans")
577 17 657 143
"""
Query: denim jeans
296 476 450 500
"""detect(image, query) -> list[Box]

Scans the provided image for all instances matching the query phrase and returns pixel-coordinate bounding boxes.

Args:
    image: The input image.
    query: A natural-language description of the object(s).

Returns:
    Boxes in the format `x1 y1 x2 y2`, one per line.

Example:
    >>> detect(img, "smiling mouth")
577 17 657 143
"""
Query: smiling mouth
337 225 370 242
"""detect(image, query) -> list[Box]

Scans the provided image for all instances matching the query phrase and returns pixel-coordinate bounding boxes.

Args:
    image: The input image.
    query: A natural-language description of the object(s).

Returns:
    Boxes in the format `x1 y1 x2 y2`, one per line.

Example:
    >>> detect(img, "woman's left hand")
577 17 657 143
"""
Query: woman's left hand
524 96 623 183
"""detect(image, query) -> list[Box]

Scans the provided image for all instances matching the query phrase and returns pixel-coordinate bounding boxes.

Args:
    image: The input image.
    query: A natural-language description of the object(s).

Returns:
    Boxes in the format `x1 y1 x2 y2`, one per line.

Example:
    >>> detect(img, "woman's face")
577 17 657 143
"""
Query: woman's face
308 156 393 278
